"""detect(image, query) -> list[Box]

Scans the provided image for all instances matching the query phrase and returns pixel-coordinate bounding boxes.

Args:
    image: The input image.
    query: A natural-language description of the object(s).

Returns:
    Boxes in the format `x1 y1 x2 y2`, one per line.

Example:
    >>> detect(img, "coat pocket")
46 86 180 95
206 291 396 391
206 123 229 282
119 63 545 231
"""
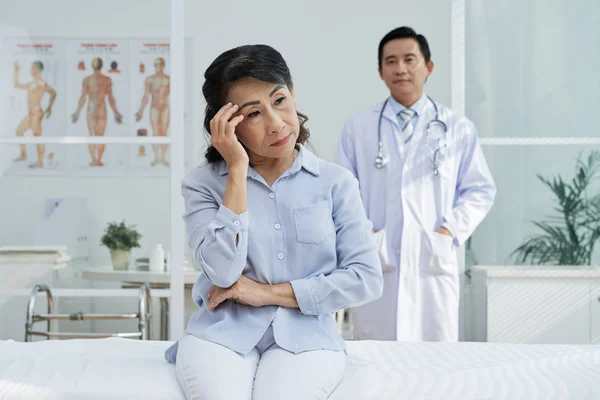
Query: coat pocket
422 231 457 275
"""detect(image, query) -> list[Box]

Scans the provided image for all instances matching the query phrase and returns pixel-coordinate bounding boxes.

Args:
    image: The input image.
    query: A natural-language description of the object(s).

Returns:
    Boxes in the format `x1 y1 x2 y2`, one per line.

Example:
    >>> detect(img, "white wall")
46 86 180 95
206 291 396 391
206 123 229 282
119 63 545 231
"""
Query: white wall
186 0 452 162
0 1 170 37
0 0 453 265
0 0 453 338
0 175 170 264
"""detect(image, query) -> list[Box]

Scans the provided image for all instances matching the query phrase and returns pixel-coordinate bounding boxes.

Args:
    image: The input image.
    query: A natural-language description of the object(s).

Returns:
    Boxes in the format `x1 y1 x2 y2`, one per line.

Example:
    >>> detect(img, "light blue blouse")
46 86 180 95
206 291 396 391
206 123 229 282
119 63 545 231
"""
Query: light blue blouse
165 144 383 362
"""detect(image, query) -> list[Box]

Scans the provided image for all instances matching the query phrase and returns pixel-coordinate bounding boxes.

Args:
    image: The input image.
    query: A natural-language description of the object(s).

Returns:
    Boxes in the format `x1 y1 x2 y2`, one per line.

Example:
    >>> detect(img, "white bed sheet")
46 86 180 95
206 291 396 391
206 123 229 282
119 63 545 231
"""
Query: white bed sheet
1 338 600 400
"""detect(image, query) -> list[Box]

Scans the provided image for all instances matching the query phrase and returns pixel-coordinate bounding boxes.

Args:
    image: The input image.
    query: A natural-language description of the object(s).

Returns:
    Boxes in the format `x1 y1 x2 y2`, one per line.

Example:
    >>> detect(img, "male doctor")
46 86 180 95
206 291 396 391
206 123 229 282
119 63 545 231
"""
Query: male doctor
335 26 496 342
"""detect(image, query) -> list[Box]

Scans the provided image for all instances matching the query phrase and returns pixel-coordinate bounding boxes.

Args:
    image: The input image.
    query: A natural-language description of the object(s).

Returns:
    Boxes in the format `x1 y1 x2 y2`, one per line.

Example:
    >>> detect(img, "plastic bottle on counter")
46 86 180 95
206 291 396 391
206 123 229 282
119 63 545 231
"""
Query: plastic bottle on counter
149 244 165 273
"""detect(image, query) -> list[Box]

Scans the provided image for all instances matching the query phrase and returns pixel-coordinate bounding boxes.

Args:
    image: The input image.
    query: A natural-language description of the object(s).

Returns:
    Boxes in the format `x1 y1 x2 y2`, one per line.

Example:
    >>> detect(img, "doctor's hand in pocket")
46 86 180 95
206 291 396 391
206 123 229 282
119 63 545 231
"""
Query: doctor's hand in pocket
207 275 267 310
436 226 453 237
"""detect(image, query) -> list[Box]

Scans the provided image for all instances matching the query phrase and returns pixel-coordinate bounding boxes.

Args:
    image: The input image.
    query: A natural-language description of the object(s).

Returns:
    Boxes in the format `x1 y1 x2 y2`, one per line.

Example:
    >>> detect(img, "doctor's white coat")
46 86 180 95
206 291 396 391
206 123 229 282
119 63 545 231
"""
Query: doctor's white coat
335 97 496 341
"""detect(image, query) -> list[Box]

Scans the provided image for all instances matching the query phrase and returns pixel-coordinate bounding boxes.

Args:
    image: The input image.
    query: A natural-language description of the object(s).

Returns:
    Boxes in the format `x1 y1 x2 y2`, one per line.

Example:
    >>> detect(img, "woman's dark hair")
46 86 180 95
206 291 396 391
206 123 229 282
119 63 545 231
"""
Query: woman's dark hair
202 44 310 164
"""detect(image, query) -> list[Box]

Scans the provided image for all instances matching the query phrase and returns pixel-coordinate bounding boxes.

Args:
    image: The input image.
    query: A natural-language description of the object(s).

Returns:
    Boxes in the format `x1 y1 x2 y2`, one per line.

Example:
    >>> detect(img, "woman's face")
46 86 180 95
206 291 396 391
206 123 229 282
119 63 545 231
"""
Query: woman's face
226 77 299 161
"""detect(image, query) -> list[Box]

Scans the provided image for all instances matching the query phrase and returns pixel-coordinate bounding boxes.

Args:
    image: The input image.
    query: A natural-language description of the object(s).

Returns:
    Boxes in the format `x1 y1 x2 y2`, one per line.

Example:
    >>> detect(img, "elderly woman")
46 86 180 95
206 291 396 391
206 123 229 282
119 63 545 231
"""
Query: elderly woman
165 44 383 400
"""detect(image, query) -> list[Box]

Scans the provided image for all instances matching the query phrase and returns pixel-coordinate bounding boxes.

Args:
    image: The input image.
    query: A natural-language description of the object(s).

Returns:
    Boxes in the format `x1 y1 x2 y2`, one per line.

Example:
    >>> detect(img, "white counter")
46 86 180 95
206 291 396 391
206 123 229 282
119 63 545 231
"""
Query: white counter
470 265 600 344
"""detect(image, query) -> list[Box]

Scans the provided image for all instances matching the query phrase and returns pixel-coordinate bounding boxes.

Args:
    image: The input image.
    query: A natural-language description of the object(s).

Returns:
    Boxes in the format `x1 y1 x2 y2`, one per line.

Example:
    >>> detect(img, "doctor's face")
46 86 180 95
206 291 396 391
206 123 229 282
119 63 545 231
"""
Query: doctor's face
379 38 434 105
227 77 299 161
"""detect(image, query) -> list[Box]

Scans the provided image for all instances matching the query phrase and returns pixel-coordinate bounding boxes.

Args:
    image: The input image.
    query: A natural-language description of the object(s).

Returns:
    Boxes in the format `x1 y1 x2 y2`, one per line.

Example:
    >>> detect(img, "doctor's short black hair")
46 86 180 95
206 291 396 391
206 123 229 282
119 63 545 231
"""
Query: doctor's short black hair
378 26 431 67
202 44 311 164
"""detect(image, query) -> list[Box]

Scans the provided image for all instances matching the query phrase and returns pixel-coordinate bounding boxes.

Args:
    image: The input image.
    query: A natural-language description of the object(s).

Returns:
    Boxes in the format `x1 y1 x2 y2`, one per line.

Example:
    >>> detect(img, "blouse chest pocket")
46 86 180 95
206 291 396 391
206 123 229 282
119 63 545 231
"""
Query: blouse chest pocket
293 200 335 245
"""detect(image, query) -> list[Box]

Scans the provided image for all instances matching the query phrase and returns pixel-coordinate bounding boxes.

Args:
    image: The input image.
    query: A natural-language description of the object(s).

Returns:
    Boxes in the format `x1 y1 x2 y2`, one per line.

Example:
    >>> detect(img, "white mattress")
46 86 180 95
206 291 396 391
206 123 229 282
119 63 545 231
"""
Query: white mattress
1 338 600 399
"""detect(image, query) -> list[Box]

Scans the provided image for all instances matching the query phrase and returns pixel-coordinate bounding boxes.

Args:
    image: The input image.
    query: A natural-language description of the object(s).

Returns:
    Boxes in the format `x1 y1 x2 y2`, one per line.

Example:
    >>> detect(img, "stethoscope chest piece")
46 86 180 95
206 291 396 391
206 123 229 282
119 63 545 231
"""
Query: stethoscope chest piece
375 156 388 169
375 140 388 168
376 96 447 176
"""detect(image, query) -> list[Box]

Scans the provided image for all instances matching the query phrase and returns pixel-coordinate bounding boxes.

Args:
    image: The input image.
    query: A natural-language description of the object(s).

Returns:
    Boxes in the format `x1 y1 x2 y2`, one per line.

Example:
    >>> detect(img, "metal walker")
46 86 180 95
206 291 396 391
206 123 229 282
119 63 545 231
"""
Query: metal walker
24 283 152 341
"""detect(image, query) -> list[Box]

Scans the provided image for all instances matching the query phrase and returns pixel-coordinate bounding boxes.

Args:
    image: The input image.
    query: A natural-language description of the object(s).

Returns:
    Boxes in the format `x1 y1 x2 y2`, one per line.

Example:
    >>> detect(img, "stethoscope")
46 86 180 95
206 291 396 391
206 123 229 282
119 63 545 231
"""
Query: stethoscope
375 95 448 175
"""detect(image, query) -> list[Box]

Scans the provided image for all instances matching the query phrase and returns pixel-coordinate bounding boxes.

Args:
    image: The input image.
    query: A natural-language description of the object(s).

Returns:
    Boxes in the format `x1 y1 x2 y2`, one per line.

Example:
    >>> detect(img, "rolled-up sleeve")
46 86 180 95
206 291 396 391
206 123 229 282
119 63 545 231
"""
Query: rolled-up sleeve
290 170 383 316
182 174 249 288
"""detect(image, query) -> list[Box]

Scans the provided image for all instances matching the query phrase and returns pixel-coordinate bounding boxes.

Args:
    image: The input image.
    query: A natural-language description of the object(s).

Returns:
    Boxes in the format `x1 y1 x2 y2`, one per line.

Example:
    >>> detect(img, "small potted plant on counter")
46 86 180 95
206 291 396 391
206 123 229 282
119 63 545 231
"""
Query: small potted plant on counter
101 220 142 270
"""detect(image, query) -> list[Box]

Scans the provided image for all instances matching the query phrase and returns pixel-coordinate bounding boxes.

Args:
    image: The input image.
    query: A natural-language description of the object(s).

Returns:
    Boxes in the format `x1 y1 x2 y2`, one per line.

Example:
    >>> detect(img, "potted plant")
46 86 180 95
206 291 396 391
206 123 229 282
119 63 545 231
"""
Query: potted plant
101 220 142 270
512 151 600 265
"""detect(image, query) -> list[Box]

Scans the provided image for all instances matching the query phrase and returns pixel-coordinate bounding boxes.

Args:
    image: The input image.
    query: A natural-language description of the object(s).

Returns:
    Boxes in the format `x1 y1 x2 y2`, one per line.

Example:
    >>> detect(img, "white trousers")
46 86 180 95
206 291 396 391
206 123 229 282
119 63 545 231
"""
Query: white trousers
175 326 346 400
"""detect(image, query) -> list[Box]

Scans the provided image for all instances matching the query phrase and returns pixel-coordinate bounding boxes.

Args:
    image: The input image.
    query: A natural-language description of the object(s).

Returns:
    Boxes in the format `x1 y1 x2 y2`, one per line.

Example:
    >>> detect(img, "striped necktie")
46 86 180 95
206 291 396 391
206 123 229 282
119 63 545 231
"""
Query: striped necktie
398 108 416 142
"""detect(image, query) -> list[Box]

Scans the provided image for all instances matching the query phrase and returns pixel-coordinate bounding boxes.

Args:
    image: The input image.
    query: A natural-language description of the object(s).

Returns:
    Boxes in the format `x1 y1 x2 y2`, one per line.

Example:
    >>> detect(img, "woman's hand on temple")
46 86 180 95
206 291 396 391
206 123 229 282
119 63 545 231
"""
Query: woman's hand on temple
207 275 267 310
210 103 248 168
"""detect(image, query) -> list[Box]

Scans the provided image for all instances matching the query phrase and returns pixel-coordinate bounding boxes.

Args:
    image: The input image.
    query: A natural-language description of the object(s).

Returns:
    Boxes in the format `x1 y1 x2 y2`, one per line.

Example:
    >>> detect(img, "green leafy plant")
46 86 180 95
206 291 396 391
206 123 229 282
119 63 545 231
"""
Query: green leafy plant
512 151 600 265
100 220 142 251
